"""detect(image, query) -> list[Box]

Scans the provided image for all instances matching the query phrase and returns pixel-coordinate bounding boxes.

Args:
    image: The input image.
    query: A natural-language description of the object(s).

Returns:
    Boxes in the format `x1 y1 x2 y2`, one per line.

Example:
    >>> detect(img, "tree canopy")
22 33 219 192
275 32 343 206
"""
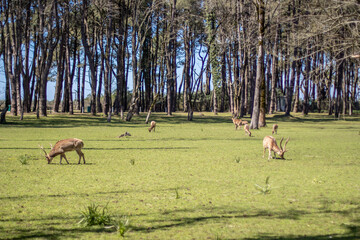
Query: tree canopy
0 0 359 124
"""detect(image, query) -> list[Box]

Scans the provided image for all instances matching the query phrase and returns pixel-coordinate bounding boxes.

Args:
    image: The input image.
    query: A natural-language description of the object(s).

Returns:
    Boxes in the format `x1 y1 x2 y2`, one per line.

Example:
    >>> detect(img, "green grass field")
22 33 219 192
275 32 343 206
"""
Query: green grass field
0 112 359 239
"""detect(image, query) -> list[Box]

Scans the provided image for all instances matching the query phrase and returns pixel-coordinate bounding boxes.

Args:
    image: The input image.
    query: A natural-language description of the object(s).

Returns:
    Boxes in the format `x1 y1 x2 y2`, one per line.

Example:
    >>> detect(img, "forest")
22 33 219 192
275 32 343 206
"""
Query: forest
1 0 360 127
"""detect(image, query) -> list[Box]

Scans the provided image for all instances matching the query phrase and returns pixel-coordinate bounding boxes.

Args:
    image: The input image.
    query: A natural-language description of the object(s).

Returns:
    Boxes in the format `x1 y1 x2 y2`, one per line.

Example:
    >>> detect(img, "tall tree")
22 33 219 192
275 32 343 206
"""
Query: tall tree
250 0 265 129
81 0 97 115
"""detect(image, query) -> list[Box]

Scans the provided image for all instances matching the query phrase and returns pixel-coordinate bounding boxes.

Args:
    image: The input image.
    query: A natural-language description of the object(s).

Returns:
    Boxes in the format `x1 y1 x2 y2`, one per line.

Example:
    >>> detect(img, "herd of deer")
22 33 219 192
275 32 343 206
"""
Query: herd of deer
39 120 157 164
232 118 289 160
39 118 288 165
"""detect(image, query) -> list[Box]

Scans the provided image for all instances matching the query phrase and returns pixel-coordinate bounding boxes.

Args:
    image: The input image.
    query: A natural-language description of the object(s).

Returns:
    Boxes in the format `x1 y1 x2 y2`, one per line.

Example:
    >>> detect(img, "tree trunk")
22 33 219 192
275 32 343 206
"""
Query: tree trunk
285 49 297 116
326 59 332 115
220 52 226 112
334 52 344 118
183 25 191 112
250 0 265 129
302 55 310 116
126 2 140 121
54 39 65 112
81 0 97 116
81 56 86 113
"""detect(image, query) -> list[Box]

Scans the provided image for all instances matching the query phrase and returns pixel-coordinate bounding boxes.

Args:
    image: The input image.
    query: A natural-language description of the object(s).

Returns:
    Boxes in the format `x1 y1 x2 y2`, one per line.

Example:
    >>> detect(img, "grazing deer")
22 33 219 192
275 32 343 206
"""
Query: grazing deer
148 121 156 132
232 117 242 130
40 138 85 164
244 124 251 136
272 124 278 135
263 136 289 160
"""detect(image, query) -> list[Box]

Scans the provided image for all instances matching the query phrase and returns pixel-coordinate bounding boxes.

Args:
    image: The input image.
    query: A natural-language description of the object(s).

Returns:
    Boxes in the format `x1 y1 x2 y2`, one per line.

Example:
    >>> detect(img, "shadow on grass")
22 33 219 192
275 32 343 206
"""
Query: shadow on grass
4 225 117 240
2 113 244 128
0 146 196 151
2 197 359 239
0 187 181 201
2 112 360 129
270 113 360 123
129 204 359 239
47 162 96 165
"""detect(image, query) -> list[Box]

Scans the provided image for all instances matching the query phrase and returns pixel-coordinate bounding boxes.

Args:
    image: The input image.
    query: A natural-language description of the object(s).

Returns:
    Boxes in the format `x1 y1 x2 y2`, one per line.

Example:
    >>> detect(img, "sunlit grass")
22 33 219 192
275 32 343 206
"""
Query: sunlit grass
0 112 359 239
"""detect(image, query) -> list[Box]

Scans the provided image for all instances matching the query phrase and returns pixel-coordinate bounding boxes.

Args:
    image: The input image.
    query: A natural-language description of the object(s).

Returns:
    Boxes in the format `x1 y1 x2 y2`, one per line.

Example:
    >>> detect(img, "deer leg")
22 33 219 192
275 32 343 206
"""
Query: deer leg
61 154 69 164
76 150 85 164
263 148 266 158
268 149 272 160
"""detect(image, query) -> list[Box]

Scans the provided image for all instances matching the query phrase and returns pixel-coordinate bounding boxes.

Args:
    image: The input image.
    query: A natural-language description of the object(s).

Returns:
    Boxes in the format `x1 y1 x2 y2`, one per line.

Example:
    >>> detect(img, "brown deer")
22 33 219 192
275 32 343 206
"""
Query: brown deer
244 124 251 136
232 117 241 130
241 120 249 125
40 138 85 164
263 136 289 160
148 121 156 132
272 124 278 135
232 117 248 130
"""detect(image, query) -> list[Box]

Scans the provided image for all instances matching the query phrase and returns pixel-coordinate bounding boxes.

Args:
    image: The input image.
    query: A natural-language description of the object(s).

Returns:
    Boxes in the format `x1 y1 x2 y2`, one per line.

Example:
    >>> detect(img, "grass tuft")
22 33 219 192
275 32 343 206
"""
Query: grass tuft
78 203 113 227
175 187 181 199
114 216 130 237
18 154 36 165
255 176 272 195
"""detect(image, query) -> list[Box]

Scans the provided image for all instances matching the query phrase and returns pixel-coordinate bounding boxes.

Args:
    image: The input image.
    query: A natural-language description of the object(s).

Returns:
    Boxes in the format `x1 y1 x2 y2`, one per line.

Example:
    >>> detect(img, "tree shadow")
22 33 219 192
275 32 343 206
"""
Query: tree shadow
3 195 359 239
270 113 360 123
3 112 360 129
129 205 359 239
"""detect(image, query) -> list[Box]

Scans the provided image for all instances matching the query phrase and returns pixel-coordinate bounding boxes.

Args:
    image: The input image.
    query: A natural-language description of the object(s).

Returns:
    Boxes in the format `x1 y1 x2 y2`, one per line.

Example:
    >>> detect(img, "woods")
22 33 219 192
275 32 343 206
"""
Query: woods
1 0 359 126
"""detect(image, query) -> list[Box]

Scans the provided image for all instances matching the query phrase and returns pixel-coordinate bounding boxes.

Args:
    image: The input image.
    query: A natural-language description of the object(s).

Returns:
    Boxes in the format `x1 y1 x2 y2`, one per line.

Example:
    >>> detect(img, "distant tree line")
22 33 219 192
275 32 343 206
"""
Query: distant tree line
0 0 359 126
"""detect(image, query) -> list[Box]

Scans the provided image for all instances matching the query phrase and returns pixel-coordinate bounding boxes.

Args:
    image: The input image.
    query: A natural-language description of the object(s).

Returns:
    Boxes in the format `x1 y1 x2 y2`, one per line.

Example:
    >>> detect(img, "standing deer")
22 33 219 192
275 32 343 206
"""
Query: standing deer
244 124 251 136
148 121 156 132
232 117 242 130
263 136 289 160
40 138 85 164
272 124 278 134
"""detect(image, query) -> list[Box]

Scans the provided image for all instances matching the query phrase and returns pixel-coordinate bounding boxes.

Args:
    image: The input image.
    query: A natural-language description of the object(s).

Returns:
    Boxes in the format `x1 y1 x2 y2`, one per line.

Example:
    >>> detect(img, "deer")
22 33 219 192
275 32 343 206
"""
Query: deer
232 117 243 130
263 136 289 160
40 138 85 164
241 120 249 125
244 124 251 136
148 121 156 132
272 124 278 135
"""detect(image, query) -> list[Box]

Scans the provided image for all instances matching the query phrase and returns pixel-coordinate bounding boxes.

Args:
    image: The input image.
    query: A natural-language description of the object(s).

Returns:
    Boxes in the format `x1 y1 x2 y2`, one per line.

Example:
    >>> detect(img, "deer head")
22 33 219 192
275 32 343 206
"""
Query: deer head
39 144 52 164
278 137 290 159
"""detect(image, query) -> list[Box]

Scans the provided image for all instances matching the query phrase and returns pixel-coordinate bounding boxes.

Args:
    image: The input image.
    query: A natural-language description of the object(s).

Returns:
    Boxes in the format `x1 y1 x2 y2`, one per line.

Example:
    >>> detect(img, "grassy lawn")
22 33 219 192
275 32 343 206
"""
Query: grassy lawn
0 112 359 239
